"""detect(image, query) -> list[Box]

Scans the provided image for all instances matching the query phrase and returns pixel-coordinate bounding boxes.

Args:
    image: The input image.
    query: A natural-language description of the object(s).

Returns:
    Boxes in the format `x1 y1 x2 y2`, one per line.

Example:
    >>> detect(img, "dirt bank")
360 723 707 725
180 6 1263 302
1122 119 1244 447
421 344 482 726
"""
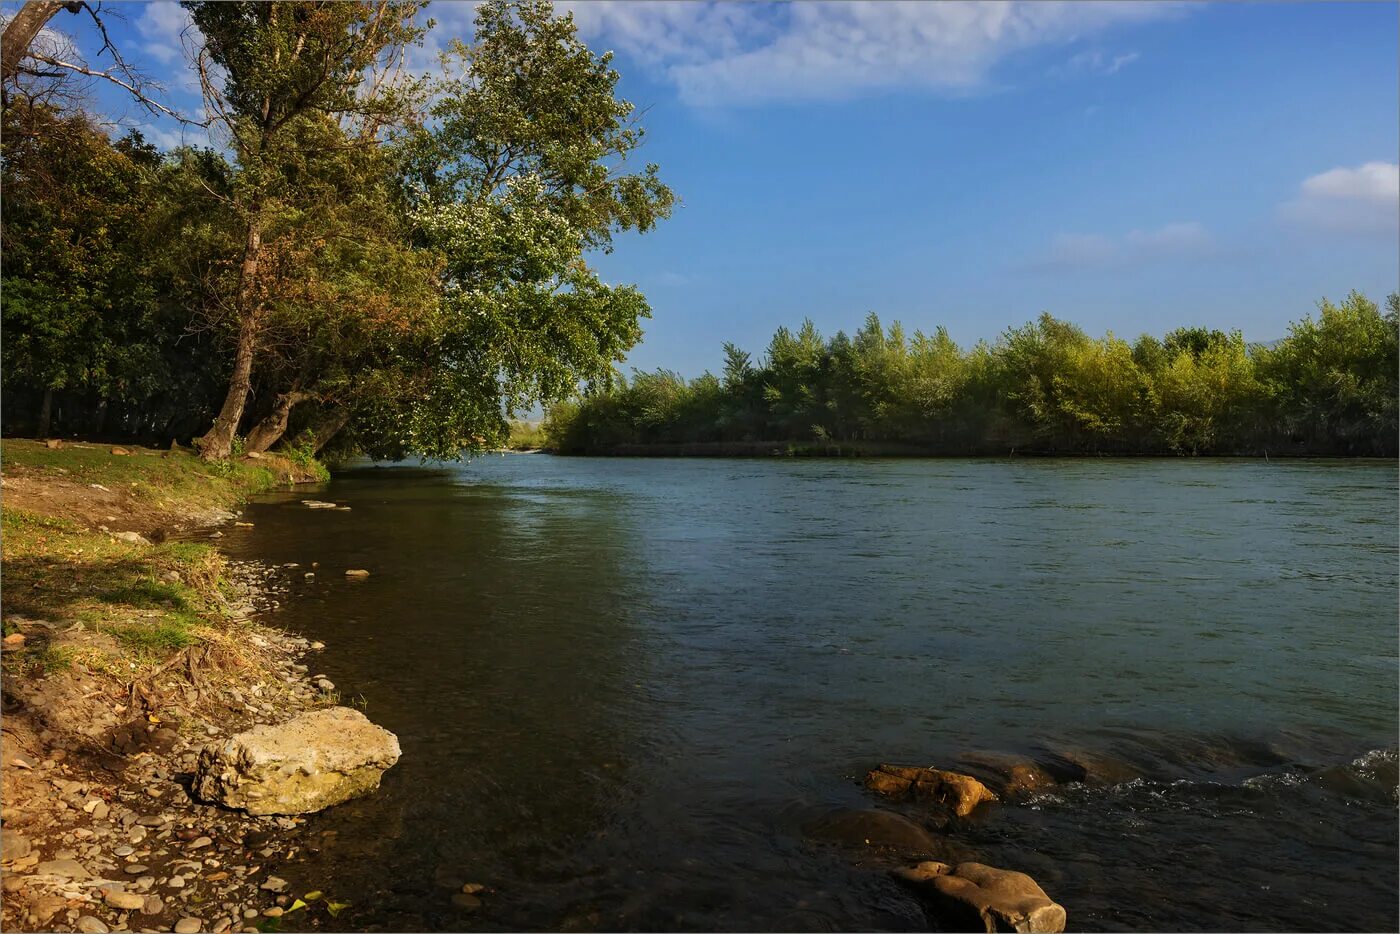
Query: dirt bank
1 440 356 933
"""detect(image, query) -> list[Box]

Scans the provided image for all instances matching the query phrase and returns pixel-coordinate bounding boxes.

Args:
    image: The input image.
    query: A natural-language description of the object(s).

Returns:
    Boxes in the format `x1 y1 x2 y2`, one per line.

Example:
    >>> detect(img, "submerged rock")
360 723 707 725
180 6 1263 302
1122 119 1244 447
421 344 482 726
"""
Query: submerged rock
194 707 400 816
865 765 998 816
804 809 943 855
894 860 1066 933
956 753 1058 799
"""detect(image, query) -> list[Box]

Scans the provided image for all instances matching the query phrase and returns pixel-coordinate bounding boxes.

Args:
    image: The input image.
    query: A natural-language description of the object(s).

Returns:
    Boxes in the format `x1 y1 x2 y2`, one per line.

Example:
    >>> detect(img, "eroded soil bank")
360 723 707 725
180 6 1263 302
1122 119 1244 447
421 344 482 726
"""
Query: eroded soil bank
1 440 359 933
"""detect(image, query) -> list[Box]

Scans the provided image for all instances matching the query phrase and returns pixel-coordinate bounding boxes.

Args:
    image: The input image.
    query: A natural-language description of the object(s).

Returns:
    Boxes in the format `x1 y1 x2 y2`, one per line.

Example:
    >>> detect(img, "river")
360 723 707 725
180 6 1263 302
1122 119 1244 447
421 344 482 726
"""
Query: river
217 456 1398 932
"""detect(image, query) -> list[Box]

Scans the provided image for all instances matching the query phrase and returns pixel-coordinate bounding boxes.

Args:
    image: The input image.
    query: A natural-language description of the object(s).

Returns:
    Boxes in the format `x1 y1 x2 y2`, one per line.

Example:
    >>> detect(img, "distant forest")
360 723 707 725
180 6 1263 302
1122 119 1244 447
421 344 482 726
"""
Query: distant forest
544 292 1399 457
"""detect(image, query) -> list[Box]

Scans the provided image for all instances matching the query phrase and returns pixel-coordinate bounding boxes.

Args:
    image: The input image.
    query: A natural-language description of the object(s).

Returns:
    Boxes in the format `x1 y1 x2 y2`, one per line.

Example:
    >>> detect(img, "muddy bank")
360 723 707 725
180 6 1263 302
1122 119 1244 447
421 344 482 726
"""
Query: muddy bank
1 440 372 933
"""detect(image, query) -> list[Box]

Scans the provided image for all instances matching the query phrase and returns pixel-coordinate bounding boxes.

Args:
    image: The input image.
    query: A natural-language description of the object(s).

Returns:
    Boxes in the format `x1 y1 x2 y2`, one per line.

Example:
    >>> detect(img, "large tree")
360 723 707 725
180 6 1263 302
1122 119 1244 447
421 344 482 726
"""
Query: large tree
184 0 426 460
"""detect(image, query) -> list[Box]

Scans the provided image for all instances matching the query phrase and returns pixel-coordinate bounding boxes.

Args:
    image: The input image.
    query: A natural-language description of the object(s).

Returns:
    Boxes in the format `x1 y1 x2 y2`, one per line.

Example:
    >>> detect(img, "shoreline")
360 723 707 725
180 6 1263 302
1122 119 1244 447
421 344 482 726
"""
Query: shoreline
1 440 362 933
548 440 1396 459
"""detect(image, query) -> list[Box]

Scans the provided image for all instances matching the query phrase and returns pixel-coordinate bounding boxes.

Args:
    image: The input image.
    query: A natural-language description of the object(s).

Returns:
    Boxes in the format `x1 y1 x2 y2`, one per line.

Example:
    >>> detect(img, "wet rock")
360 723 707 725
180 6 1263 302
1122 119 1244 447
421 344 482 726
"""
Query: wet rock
894 861 1066 933
1042 749 1143 786
957 754 1058 799
259 877 288 893
865 765 999 817
194 707 400 816
344 569 370 579
106 891 147 910
804 809 943 855
78 915 111 933
174 918 202 933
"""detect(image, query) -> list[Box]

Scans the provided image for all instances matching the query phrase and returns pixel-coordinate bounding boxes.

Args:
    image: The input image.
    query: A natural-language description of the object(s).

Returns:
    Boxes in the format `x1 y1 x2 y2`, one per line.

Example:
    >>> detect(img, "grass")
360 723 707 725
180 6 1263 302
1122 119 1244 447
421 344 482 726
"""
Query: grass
1 439 319 676
0 438 288 511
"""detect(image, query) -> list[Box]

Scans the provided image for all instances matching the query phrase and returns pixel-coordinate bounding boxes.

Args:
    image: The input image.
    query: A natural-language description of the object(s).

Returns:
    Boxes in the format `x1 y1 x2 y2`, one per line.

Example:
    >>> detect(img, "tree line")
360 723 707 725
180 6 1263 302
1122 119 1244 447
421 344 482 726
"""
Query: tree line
1 0 673 461
544 294 1399 457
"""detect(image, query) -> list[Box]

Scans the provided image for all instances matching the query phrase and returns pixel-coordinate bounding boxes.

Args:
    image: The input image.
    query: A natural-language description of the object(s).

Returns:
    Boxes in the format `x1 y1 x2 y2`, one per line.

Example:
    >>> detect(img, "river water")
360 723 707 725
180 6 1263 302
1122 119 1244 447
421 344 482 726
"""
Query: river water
218 456 1398 932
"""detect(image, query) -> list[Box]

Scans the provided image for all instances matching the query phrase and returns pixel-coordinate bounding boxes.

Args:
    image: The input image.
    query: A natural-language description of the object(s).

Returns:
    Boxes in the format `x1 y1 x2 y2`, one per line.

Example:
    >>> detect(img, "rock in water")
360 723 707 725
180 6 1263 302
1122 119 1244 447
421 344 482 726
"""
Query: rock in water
894 861 1066 933
194 707 400 815
865 765 998 817
804 809 943 855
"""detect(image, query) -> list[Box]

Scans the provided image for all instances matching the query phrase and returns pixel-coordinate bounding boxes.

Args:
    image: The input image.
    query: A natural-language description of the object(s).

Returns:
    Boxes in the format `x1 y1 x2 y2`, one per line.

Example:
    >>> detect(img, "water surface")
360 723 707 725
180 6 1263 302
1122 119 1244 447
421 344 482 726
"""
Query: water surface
219 457 1399 932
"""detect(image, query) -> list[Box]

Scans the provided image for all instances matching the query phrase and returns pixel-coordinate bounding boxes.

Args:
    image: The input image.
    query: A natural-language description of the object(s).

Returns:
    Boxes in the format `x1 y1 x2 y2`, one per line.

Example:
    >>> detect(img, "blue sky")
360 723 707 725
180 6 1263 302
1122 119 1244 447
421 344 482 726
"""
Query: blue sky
18 1 1400 377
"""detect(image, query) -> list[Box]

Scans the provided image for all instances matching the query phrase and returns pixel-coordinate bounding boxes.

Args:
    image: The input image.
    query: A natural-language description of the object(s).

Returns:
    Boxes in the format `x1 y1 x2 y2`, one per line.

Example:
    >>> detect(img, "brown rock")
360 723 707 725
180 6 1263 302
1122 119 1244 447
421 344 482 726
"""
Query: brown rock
45 439 62 449
865 765 999 817
344 569 371 579
111 446 131 456
2 633 25 648
1043 749 1144 786
894 861 1066 933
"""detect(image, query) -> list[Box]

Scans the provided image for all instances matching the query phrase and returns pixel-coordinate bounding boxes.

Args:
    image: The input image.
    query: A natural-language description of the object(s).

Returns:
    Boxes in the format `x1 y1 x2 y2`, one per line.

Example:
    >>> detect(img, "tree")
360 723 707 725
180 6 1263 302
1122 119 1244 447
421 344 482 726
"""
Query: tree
184 0 427 460
372 0 675 460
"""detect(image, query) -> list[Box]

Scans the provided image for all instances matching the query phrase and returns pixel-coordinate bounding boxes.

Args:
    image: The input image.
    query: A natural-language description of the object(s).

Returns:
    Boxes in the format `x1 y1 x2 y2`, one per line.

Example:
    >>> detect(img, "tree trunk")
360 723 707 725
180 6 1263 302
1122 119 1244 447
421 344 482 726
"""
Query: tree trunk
197 215 263 461
1 1 75 83
245 390 310 453
310 408 351 455
36 386 52 438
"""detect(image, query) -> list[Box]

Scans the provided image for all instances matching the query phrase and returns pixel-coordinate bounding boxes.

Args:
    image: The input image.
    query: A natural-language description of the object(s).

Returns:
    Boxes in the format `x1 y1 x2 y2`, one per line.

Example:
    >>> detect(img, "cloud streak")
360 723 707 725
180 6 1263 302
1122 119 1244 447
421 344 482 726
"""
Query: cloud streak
559 0 1179 106
1036 221 1215 269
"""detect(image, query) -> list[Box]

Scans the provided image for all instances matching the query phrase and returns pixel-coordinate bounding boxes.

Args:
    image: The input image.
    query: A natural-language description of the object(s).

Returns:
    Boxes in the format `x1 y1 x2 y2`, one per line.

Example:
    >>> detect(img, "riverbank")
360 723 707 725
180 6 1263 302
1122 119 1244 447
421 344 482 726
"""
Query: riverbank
0 440 354 933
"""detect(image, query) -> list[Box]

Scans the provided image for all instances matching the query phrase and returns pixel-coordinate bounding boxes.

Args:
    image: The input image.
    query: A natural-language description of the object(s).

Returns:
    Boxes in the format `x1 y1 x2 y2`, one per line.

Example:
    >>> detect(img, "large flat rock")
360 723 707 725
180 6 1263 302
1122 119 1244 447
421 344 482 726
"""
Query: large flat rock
194 707 401 816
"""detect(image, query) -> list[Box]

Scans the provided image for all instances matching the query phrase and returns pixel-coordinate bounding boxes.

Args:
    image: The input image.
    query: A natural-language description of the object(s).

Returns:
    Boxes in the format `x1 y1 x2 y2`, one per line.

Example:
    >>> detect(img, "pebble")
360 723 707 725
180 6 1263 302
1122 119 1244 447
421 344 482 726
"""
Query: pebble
261 908 283 918
188 836 213 850
125 864 150 875
212 919 232 933
142 895 165 915
77 916 110 933
174 918 202 934
167 877 185 889
243 909 259 919
461 883 486 894
115 845 135 857
259 877 287 893
2 875 25 893
106 891 146 910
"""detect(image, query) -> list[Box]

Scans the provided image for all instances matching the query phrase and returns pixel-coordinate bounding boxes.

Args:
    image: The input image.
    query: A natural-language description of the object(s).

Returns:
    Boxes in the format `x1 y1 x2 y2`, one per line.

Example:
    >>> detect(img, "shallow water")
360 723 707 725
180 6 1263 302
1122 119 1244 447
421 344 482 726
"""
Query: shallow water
218 456 1399 932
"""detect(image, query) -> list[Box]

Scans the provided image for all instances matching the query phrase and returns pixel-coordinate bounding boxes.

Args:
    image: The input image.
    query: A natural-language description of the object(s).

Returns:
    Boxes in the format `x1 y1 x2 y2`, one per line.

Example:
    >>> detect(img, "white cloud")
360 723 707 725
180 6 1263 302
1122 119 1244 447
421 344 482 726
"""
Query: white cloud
1059 48 1140 76
1279 162 1399 235
136 2 195 64
1038 222 1214 269
557 0 1179 106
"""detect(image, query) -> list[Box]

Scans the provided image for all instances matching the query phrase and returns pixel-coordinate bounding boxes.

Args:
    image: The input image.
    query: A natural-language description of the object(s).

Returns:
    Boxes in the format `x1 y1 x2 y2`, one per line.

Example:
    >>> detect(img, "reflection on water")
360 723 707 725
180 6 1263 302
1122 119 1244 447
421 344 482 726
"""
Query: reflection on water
216 457 1399 932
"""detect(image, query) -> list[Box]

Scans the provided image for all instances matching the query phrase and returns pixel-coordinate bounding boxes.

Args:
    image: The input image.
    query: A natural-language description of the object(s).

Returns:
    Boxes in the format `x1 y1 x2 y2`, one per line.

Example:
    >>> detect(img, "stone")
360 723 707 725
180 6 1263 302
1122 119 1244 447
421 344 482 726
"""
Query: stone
461 883 486 894
261 907 283 918
893 861 1066 933
2 632 25 648
956 754 1058 799
865 765 998 817
30 894 67 924
115 846 135 857
125 864 150 874
212 918 232 933
167 877 185 889
2 831 32 861
106 891 147 910
142 896 165 915
112 446 132 456
174 918 202 933
344 569 370 579
114 531 153 546
188 836 212 850
314 678 335 694
804 809 943 855
2 875 25 893
194 707 400 816
37 858 92 879
46 439 62 449
78 915 111 933
259 877 288 893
